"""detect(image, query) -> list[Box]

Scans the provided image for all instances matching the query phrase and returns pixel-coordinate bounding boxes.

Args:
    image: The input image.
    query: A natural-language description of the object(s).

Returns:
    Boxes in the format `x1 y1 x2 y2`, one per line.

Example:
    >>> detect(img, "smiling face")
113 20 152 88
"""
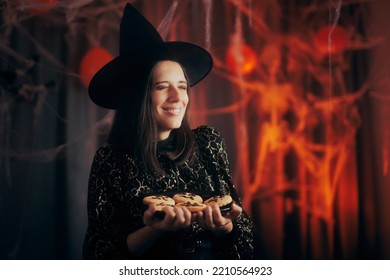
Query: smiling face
150 60 189 140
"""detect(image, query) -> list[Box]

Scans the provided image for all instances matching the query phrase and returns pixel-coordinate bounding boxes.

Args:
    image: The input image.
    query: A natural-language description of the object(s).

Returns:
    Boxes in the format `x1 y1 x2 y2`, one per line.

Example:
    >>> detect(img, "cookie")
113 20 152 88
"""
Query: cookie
143 195 175 220
173 192 203 204
142 195 175 207
204 195 233 212
151 202 176 211
175 201 207 213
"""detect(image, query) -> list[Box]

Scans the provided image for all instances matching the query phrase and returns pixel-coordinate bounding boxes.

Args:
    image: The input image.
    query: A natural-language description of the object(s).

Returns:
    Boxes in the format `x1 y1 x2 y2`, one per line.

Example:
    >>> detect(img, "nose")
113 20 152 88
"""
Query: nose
167 85 181 102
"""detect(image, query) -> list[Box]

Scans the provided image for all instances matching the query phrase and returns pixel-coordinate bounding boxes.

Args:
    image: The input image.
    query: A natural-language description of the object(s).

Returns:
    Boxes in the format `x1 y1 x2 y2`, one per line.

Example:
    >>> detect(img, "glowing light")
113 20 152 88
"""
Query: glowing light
79 47 113 87
13 0 58 15
314 25 348 55
226 43 257 75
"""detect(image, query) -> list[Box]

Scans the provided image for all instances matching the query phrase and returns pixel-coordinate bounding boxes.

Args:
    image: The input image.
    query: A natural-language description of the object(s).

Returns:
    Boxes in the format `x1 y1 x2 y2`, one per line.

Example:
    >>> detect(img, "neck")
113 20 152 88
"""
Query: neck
158 131 171 141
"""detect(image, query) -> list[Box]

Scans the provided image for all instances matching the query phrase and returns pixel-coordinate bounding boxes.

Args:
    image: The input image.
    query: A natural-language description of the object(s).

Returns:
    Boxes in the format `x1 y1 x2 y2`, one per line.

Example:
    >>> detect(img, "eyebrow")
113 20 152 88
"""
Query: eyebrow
153 80 187 86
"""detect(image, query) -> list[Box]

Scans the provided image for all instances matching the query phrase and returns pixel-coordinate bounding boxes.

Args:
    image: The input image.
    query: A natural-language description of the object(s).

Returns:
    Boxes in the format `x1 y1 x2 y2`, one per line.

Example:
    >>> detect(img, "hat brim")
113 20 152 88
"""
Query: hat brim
88 41 213 109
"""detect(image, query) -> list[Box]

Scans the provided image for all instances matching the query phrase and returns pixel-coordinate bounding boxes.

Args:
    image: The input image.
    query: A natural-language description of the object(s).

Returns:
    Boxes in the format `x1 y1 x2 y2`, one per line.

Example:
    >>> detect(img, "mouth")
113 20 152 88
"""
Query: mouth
162 107 182 115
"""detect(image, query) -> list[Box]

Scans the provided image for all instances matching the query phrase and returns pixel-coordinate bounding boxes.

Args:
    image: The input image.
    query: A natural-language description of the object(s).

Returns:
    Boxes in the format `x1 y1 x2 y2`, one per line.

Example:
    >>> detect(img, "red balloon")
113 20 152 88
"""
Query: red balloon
314 25 348 55
13 0 58 15
225 44 257 75
79 47 113 87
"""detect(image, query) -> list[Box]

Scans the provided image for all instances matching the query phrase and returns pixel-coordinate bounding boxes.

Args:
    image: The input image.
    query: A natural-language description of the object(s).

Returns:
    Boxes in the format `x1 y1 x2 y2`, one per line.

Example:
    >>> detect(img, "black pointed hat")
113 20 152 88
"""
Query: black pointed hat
88 3 213 109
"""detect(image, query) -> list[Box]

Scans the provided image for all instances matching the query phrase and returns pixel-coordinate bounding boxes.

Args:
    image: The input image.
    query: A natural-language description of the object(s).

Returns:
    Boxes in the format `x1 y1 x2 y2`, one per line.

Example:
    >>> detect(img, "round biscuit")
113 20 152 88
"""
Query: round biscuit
204 195 233 207
153 202 175 211
143 195 175 206
173 192 203 204
176 201 206 212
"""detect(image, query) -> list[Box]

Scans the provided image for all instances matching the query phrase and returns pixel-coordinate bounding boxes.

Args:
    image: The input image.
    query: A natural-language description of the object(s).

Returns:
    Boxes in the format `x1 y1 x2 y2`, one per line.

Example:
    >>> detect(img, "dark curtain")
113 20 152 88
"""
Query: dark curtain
356 0 390 259
0 14 68 258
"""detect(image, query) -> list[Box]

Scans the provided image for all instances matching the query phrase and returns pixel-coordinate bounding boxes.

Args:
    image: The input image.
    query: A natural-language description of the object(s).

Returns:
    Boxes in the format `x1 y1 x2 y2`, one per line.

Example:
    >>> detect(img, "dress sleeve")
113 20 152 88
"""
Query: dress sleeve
194 126 255 259
83 146 132 259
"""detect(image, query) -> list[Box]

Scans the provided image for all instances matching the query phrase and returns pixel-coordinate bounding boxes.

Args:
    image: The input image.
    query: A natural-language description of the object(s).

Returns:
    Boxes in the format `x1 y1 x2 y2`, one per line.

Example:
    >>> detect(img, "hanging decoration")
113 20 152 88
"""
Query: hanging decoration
79 47 113 87
314 24 348 55
225 43 257 75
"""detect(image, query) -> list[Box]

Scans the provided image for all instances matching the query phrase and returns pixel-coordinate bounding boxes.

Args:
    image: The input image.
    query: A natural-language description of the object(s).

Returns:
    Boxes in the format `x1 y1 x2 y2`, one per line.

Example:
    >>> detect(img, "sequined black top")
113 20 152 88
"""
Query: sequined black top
83 126 254 259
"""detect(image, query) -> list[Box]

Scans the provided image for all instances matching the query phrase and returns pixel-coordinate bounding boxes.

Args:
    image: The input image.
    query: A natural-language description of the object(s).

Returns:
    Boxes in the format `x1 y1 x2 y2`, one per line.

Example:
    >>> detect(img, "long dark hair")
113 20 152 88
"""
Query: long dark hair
107 61 195 174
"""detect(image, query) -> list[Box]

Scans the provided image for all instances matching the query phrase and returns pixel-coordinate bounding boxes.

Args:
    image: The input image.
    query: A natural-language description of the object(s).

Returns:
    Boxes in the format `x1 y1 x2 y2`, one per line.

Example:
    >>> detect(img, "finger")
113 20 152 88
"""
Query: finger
191 212 198 222
182 207 193 227
204 205 215 229
231 202 242 213
161 206 177 226
211 204 222 219
211 204 227 227
170 207 184 226
195 210 205 227
143 204 157 225
184 208 193 224
224 203 242 220
171 207 193 229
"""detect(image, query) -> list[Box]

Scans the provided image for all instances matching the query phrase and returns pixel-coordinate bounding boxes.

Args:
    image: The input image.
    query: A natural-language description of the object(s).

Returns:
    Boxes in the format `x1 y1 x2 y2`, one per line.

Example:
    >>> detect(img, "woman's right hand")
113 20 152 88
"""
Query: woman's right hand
128 205 192 256
143 204 193 231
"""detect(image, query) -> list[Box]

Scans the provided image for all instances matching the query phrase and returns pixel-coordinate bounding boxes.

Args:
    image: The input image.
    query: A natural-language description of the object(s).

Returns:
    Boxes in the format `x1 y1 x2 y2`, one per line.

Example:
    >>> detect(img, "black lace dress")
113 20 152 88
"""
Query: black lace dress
83 126 254 259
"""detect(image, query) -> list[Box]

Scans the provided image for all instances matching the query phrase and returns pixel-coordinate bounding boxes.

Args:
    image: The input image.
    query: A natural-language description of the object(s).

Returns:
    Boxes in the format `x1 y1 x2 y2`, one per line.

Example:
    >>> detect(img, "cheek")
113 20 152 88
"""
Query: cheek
151 94 162 110
183 94 189 107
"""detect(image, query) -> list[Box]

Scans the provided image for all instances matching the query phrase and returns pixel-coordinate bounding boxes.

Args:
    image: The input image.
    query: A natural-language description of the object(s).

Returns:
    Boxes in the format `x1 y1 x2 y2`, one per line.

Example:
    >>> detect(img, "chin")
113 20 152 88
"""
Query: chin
167 122 182 130
158 118 184 132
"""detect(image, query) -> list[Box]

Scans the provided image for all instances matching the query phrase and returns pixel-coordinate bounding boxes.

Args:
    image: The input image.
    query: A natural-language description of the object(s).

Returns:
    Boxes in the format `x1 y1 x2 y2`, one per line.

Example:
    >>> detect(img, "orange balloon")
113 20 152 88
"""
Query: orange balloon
79 47 113 87
226 44 257 75
314 25 348 55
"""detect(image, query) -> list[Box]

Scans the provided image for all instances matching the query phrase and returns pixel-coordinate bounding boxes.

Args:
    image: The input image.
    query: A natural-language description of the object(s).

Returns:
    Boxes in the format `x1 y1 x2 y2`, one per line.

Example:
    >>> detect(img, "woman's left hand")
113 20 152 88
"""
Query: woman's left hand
194 202 242 237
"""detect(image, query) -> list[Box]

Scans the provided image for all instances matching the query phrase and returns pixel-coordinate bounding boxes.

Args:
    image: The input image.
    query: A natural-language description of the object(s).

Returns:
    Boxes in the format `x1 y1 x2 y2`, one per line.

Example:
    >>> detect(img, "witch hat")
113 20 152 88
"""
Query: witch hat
88 3 213 109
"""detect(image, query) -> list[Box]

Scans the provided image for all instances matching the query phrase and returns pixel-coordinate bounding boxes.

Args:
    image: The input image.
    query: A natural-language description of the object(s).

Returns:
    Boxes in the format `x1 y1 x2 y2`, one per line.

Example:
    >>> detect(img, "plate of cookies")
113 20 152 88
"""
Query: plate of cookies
142 192 233 219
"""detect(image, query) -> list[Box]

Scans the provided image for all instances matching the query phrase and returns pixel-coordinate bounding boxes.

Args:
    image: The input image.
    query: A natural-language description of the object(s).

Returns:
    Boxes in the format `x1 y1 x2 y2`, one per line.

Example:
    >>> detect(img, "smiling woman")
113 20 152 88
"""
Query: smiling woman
150 61 189 140
83 3 254 260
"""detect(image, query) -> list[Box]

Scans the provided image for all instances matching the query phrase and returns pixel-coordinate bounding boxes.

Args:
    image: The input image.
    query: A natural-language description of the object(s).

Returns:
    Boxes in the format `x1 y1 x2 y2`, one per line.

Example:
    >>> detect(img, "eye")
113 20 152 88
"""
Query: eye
156 85 168 91
178 83 188 90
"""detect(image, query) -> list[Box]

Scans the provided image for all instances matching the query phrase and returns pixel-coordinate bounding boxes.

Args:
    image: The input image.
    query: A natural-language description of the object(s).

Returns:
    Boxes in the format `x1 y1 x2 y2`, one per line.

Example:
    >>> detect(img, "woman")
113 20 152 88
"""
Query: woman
83 3 254 259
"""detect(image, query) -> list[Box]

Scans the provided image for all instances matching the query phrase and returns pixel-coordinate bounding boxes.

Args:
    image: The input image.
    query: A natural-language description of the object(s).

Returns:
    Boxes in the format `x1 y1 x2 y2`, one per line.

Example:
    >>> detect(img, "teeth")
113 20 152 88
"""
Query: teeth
164 108 181 113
